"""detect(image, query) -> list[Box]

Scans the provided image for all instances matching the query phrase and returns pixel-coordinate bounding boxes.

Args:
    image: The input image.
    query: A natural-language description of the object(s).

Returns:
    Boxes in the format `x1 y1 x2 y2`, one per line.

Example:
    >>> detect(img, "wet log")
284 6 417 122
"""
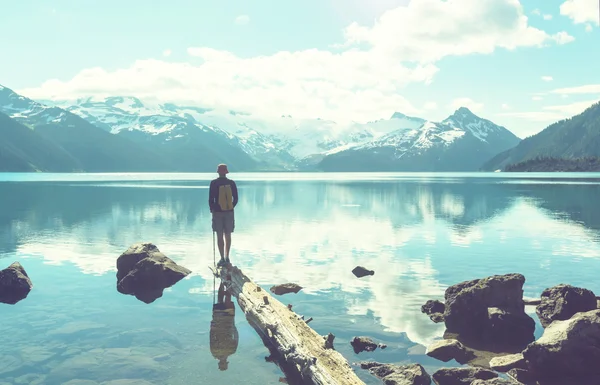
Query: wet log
221 265 365 385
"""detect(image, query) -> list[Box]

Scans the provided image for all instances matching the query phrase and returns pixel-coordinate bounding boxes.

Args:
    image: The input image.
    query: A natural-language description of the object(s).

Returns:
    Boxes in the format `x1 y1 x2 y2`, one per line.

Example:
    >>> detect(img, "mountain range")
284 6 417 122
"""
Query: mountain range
1 82 598 172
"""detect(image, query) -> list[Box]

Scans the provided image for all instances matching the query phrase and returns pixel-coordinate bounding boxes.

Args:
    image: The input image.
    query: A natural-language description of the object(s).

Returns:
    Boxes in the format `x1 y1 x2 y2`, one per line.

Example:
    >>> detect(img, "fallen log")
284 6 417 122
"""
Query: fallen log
221 265 366 385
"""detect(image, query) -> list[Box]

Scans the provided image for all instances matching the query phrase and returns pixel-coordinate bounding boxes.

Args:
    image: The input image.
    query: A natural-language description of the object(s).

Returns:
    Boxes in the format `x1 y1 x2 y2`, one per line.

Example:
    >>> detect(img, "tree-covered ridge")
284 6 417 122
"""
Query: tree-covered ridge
483 101 600 171
504 156 600 172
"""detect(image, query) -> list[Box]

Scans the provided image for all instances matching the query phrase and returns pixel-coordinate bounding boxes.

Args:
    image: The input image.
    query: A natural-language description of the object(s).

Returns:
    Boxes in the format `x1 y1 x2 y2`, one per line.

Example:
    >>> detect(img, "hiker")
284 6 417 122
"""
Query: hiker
209 163 238 267
209 281 238 371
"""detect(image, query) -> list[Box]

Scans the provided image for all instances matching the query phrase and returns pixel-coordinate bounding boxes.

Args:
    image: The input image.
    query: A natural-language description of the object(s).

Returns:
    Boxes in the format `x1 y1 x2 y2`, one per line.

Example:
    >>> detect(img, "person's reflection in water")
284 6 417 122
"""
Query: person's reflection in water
210 280 239 371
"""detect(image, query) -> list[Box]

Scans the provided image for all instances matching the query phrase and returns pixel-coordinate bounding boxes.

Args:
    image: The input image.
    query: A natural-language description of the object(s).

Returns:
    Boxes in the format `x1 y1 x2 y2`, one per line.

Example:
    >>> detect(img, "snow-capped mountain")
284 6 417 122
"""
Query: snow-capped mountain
48 95 427 167
0 82 521 172
0 85 177 172
318 107 521 171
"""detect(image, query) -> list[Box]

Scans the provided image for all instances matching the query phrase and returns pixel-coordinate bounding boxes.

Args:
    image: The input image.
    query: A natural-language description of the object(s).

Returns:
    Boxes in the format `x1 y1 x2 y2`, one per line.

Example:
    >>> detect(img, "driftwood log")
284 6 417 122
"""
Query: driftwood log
221 265 366 385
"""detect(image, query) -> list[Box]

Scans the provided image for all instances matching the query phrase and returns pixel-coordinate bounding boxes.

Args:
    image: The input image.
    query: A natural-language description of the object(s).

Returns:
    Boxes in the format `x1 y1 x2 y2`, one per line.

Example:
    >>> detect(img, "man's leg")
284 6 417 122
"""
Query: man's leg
216 230 226 264
224 232 232 262
224 210 234 263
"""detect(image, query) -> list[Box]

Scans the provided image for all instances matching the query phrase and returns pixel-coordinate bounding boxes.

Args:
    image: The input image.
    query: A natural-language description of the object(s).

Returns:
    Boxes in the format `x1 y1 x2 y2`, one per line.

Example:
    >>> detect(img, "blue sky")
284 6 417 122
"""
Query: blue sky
1 0 599 138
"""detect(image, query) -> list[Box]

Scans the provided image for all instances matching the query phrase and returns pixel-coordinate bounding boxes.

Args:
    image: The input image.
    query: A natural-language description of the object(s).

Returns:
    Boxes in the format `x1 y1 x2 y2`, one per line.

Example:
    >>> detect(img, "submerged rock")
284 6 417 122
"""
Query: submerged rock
489 353 527 372
443 273 535 350
522 309 600 379
432 367 497 385
270 283 303 296
535 284 597 328
422 300 446 323
425 339 474 364
116 243 191 304
350 336 378 353
366 362 431 385
352 266 374 278
0 262 33 305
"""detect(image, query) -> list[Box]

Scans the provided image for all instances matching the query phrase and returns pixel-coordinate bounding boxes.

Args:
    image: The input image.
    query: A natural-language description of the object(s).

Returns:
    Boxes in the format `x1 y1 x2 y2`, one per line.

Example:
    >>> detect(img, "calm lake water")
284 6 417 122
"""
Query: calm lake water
2 172 600 384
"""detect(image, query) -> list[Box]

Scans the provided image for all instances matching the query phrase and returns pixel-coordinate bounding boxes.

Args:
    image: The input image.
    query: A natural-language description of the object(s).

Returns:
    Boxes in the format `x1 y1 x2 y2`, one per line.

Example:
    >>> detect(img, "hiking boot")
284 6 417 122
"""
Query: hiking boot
217 259 226 268
225 257 231 265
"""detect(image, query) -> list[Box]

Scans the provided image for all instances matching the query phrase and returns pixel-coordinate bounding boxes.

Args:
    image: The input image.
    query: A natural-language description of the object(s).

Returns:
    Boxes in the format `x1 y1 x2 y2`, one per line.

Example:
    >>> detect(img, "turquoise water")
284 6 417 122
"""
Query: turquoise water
2 172 600 384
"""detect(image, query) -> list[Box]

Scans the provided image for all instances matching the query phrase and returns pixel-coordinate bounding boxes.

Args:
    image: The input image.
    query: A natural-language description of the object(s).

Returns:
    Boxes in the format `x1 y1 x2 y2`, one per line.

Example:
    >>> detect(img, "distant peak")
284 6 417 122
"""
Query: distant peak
455 106 474 115
390 111 426 122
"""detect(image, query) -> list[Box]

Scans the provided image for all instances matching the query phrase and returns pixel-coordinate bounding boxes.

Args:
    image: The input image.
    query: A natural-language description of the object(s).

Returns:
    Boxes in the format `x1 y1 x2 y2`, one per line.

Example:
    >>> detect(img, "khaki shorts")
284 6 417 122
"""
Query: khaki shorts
212 210 235 233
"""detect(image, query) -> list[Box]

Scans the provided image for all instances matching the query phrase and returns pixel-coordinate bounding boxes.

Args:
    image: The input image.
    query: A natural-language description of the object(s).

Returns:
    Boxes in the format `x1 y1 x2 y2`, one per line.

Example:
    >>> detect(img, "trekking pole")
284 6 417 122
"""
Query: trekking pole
213 229 216 305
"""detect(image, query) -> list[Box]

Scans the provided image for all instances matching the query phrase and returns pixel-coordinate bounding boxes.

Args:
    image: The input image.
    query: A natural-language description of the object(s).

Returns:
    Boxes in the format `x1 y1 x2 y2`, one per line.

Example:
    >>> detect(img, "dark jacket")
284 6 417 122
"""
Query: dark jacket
209 177 238 212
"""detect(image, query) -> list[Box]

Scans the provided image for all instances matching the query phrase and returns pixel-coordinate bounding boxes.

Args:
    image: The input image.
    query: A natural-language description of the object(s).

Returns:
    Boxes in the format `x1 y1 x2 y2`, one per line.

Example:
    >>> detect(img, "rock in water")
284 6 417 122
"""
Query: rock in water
522 309 600 379
443 273 535 350
352 266 374 278
270 283 303 295
421 299 446 323
535 284 597 328
367 362 431 385
350 337 378 353
425 339 474 364
0 262 33 305
116 243 191 304
432 367 497 385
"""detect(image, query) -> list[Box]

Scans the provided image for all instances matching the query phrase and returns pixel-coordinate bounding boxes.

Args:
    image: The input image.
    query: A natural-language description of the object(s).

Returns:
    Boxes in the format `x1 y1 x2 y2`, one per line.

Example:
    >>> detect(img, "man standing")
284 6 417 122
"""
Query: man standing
209 163 238 267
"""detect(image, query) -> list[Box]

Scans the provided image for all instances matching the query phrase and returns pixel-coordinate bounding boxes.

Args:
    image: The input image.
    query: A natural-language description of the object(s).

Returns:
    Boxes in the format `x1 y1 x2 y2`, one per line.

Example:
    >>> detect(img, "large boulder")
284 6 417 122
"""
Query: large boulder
116 243 191 304
535 284 597 328
443 274 535 350
0 262 33 304
432 367 497 385
366 362 431 385
522 309 600 379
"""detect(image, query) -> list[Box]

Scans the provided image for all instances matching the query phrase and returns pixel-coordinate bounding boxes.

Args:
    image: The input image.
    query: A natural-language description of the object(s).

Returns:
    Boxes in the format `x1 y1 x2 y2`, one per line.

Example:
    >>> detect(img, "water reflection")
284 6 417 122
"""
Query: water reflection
1 175 600 353
210 280 239 371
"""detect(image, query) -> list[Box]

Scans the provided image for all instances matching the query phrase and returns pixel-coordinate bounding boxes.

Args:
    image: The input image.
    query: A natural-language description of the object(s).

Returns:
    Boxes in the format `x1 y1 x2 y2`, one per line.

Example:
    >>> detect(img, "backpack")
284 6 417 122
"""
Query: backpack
218 184 234 211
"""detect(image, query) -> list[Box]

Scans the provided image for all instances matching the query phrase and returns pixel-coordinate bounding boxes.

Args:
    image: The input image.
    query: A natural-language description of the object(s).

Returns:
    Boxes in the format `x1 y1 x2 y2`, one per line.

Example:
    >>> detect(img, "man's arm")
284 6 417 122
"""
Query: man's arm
231 180 238 208
208 180 215 212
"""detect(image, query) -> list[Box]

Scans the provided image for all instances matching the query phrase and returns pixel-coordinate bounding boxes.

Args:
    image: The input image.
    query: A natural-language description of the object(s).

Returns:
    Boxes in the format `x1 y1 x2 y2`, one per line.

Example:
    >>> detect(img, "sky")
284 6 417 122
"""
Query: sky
1 0 599 138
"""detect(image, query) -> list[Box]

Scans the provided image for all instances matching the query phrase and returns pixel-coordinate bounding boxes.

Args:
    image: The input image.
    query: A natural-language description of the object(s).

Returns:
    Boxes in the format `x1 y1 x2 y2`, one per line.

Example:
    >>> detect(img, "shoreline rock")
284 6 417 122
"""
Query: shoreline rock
432 367 497 385
0 262 33 305
523 309 600 379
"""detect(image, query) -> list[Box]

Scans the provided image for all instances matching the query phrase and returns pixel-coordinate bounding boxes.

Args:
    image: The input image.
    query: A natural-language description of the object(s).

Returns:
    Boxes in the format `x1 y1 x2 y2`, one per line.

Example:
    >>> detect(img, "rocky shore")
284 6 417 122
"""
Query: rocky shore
360 273 600 385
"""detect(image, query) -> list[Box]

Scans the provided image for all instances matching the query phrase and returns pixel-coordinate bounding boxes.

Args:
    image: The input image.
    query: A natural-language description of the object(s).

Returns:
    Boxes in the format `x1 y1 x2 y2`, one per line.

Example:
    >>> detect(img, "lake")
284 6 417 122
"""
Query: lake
2 172 600 384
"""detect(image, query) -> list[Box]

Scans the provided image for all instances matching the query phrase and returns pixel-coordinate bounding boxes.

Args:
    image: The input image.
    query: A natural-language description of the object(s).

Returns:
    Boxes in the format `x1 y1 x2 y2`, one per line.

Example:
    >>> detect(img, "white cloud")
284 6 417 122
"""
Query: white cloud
543 14 553 20
532 8 541 15
550 84 600 95
162 49 172 57
449 97 484 112
586 23 594 32
234 15 250 25
501 103 510 110
423 101 438 110
499 99 599 122
560 0 600 25
532 96 544 101
552 31 576 45
18 0 574 124
532 8 553 20
541 75 553 82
